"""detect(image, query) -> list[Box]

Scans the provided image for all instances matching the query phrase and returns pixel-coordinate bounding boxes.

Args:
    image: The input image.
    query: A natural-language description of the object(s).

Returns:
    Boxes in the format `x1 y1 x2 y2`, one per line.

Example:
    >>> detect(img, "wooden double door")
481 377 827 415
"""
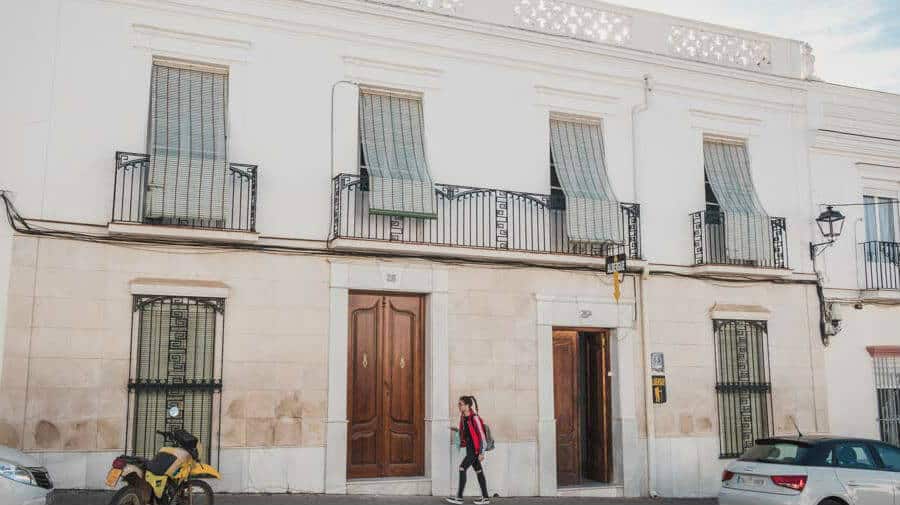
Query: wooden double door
347 292 425 479
553 329 613 486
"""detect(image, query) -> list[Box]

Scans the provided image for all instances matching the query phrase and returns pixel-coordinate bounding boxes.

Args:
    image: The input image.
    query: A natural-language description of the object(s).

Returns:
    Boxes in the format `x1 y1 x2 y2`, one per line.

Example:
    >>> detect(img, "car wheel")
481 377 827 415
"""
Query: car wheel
819 499 847 505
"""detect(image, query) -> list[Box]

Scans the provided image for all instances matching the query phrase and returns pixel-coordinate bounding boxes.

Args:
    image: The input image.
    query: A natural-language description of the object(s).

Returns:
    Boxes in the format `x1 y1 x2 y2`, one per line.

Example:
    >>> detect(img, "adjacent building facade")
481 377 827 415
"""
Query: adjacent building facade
0 0 897 498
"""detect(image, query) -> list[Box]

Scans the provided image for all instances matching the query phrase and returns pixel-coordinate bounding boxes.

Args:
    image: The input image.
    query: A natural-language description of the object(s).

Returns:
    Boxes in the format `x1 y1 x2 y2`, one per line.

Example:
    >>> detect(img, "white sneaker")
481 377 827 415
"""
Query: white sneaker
474 498 491 505
444 497 463 505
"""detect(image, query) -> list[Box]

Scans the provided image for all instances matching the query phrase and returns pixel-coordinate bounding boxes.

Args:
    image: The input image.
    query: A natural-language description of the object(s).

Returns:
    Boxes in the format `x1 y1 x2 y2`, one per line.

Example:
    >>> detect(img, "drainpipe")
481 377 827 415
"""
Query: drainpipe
638 265 658 497
631 75 652 203
632 75 657 497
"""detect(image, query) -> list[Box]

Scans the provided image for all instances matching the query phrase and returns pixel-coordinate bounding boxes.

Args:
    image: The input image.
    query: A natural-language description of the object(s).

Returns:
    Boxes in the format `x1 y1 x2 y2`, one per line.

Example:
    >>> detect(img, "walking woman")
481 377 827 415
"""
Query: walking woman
446 395 490 505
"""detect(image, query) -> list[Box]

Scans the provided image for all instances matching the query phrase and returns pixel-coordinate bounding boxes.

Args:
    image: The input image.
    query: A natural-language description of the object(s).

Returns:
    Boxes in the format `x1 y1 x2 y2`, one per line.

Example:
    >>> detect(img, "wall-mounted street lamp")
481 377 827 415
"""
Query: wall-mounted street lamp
809 205 846 259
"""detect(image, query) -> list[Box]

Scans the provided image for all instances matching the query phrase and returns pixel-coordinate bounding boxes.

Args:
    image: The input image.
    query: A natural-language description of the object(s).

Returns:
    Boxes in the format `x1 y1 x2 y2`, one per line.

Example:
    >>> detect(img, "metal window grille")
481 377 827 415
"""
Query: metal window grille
713 319 773 458
873 355 900 446
127 296 224 464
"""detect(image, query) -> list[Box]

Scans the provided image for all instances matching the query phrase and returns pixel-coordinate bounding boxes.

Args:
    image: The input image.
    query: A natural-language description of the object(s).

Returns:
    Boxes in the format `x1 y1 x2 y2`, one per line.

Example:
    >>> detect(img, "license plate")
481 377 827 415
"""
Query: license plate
737 475 766 487
105 468 122 488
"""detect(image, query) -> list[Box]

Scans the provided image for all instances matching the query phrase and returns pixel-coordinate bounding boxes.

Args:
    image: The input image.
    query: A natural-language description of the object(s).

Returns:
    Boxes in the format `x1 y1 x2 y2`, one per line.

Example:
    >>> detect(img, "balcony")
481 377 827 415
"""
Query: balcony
331 173 642 261
112 151 258 233
860 242 900 291
690 210 788 270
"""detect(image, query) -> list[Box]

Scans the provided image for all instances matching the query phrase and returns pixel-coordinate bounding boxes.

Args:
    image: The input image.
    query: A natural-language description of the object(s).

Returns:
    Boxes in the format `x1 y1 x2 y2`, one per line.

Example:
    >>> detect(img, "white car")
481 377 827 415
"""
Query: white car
0 445 54 505
719 436 900 505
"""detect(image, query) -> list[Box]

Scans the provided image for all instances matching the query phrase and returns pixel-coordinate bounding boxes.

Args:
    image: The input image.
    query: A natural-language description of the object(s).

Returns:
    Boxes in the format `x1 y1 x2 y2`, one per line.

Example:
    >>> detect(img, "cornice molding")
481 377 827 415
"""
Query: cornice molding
103 0 812 106
810 130 900 163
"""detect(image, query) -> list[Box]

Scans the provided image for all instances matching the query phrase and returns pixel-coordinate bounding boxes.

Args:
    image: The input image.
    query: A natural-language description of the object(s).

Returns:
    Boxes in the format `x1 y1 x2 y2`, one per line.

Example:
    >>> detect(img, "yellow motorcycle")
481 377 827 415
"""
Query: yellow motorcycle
105 429 220 505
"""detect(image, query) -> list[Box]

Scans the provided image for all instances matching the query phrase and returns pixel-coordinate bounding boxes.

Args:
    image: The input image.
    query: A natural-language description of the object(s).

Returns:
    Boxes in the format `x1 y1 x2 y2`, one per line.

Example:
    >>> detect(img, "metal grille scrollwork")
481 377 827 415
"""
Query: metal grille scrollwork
332 173 641 260
713 319 773 458
127 296 224 464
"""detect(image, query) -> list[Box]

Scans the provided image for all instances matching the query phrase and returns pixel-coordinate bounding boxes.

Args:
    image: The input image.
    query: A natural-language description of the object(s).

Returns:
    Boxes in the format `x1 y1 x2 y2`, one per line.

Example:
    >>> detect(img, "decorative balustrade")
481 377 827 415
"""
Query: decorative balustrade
691 210 787 269
332 173 641 260
860 242 900 290
112 151 258 232
513 0 631 45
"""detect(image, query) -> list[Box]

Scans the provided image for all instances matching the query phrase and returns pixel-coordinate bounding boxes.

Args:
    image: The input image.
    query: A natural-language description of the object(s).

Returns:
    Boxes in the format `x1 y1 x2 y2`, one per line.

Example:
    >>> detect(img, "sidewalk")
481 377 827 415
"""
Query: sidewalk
54 490 717 505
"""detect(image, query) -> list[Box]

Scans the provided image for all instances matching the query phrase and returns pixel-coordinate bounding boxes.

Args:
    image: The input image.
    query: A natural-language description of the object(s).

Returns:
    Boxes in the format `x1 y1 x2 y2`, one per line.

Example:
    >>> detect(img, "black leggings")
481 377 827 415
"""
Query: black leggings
458 444 488 498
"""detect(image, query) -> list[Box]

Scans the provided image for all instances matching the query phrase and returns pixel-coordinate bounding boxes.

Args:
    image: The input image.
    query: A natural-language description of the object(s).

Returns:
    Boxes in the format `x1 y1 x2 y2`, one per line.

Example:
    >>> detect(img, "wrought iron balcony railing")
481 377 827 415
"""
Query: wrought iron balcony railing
331 173 642 260
691 210 788 269
861 241 900 290
112 152 258 232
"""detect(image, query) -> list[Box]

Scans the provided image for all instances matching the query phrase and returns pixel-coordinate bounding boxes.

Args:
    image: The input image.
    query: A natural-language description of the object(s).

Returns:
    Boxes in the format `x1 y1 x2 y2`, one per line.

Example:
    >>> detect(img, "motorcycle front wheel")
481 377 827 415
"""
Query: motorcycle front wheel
108 485 144 505
173 479 214 505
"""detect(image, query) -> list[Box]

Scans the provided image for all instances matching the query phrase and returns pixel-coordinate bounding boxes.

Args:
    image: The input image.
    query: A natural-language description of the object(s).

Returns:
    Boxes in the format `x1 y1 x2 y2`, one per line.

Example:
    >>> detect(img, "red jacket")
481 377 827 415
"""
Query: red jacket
459 413 487 454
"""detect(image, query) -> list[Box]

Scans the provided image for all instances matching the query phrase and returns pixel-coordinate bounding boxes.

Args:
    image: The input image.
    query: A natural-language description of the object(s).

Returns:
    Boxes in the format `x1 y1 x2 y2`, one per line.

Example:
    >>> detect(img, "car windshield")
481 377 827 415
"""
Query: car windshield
739 442 809 464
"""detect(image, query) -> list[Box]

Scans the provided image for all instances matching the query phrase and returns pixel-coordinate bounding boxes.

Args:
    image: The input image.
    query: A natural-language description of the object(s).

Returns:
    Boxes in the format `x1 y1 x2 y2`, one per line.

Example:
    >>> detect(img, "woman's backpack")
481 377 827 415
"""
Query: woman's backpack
482 421 495 452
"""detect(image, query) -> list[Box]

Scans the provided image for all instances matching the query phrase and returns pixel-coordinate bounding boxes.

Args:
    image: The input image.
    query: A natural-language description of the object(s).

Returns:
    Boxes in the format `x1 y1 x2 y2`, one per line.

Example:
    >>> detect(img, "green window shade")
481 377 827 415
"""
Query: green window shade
146 63 230 223
359 91 437 218
549 118 622 244
703 140 771 262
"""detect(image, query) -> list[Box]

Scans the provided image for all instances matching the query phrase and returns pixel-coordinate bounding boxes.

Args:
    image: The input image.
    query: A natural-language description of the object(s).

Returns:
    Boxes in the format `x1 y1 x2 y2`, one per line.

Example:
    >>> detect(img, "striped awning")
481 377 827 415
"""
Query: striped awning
549 118 623 243
359 90 437 218
703 139 771 262
146 61 230 223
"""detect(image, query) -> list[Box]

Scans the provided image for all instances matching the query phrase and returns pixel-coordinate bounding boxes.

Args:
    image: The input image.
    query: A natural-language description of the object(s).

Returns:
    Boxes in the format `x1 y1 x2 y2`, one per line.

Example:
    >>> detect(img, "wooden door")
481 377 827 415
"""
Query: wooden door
348 293 424 479
553 330 581 486
583 332 613 483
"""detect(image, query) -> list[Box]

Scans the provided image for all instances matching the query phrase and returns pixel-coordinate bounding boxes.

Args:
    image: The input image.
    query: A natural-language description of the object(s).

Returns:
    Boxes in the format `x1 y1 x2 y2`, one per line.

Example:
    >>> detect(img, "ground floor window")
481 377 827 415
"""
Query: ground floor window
127 295 224 463
873 354 900 446
713 319 773 458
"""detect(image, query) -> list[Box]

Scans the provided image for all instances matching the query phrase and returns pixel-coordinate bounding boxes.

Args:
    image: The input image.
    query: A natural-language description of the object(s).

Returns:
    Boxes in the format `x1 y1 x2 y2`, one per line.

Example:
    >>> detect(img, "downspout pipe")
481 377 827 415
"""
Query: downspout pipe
632 75 657 497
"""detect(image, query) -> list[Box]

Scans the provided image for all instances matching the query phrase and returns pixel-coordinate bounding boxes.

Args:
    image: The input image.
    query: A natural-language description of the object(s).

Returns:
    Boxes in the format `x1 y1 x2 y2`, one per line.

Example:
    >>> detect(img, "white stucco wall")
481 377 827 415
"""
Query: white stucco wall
1 0 899 499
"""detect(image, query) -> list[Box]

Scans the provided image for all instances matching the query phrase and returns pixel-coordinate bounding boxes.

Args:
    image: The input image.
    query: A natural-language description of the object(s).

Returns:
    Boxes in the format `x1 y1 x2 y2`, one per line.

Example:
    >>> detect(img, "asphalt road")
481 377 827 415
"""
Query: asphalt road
53 490 717 505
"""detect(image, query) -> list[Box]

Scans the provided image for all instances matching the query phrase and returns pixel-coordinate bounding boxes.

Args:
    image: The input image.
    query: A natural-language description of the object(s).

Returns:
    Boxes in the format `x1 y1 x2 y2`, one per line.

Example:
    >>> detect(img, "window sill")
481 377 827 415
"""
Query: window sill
108 222 260 243
861 289 900 302
692 263 792 279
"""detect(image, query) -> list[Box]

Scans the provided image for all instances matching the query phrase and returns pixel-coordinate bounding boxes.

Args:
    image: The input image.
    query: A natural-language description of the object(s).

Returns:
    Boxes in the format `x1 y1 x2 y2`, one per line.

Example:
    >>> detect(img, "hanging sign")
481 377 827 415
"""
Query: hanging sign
605 253 627 274
652 375 667 404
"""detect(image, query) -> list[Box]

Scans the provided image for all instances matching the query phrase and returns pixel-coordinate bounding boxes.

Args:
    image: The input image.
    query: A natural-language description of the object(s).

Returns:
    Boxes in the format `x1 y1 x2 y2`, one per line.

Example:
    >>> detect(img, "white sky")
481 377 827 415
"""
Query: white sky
609 0 900 94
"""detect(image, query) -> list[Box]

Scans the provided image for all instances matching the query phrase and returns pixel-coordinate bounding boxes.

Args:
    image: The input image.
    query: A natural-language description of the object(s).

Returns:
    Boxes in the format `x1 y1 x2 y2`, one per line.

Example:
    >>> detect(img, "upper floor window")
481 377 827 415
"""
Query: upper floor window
696 138 784 268
864 194 898 243
146 59 230 227
358 89 437 219
548 116 622 245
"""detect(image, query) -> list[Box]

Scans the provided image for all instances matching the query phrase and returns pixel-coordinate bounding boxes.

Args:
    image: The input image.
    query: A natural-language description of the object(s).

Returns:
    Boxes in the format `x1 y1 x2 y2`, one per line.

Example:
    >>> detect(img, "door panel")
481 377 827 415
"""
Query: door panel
382 295 424 476
833 442 894 505
347 293 424 479
347 294 382 478
553 330 581 486
584 332 612 483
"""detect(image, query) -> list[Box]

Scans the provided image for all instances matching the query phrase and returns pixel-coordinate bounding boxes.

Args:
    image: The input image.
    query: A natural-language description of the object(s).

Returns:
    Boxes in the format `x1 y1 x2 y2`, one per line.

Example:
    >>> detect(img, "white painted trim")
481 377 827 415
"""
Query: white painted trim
131 23 253 64
709 303 771 321
108 223 260 243
533 294 640 497
325 260 450 495
129 278 230 298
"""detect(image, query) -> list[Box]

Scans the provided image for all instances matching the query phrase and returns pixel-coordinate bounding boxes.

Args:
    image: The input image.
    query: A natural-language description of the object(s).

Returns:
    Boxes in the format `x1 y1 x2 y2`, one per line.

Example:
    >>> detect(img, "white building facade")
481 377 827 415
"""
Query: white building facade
0 0 896 499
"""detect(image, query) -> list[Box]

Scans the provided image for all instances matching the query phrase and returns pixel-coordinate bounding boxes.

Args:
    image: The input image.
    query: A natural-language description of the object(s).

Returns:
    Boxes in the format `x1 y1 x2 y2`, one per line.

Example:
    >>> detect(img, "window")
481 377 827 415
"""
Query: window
702 139 771 264
128 296 224 463
873 354 900 446
874 443 900 471
713 319 773 458
833 443 878 470
358 89 437 219
864 195 898 243
146 60 230 227
739 441 808 464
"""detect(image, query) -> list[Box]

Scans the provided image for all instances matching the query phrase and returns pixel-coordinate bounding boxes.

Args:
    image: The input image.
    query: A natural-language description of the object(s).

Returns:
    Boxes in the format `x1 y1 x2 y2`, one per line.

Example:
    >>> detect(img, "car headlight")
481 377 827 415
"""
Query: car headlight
0 460 36 486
